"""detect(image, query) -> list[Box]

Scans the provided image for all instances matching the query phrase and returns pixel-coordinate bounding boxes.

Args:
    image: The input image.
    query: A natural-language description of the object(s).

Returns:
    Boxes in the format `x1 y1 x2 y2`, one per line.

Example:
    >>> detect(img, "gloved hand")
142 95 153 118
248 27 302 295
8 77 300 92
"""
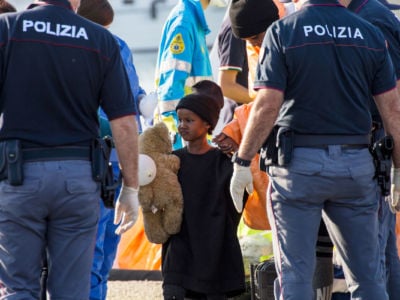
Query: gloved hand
230 164 253 213
138 92 158 120
209 0 229 7
114 185 139 235
390 168 400 213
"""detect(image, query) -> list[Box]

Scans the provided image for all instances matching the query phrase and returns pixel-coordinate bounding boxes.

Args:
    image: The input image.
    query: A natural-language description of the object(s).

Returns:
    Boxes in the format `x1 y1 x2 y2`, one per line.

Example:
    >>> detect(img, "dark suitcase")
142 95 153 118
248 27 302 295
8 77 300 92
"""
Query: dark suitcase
250 258 277 300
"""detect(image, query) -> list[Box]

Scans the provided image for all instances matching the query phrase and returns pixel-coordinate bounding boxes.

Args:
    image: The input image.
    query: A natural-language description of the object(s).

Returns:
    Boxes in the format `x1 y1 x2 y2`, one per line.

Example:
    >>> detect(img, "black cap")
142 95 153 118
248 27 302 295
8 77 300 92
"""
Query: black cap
229 0 279 38
176 94 221 133
191 80 224 109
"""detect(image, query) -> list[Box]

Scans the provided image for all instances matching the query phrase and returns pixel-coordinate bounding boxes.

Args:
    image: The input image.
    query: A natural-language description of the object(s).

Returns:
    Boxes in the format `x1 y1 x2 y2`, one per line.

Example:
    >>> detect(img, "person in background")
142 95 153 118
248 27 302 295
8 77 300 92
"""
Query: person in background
213 0 279 233
229 0 400 298
213 15 251 136
154 0 228 150
0 0 16 13
162 87 246 300
0 0 140 298
77 0 147 299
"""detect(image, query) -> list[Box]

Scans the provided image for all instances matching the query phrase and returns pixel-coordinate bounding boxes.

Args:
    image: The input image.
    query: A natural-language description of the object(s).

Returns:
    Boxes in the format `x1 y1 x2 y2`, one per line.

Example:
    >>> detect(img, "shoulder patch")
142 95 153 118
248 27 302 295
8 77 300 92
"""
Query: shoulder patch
169 33 185 54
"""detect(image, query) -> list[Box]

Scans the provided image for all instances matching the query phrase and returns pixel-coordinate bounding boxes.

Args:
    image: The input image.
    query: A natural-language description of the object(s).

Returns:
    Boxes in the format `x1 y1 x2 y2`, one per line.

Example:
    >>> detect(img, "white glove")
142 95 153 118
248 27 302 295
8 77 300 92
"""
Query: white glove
390 168 400 213
209 0 229 7
114 185 139 235
138 92 158 120
230 164 253 213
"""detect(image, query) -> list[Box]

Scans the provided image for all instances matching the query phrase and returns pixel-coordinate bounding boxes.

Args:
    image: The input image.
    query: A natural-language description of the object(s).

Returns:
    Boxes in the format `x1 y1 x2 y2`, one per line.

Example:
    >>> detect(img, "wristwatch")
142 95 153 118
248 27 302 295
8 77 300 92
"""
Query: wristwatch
231 152 251 167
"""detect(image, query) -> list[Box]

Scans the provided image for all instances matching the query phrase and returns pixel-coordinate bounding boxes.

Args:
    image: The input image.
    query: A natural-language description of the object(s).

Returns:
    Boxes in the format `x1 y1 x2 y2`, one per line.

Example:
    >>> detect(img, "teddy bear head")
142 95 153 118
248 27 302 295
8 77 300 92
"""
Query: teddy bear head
139 122 173 155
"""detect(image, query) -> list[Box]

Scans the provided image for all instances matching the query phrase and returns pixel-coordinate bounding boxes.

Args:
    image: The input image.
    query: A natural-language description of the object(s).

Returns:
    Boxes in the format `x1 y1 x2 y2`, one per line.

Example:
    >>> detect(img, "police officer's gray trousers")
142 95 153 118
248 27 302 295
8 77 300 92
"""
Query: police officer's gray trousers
267 146 387 300
0 160 100 299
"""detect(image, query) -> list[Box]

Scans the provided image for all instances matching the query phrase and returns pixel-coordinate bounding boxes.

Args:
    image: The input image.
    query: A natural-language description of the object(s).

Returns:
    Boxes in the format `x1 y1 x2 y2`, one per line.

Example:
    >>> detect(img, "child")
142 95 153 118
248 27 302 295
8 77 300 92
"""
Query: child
162 92 246 300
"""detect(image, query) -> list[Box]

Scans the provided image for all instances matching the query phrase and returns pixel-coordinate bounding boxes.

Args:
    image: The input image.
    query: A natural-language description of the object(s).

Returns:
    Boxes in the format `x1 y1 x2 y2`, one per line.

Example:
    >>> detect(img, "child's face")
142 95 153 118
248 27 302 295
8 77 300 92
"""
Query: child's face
177 108 210 142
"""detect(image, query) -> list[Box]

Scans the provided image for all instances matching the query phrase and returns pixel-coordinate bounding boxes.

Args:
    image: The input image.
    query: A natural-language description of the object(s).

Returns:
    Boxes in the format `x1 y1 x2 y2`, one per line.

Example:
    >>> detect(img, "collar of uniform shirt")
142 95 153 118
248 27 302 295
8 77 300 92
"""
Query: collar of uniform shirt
27 0 73 11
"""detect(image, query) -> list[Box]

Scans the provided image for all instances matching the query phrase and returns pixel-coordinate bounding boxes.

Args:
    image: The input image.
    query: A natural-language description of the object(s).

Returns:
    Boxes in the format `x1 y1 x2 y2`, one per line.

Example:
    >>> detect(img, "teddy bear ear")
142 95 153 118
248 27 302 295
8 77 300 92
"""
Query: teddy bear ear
138 154 157 186
156 122 169 133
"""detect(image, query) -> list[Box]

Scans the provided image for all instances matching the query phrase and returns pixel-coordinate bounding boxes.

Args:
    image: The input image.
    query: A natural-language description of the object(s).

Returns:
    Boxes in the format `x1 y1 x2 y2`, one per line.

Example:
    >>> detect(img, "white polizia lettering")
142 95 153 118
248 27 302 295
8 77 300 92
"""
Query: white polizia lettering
303 25 364 39
22 20 89 40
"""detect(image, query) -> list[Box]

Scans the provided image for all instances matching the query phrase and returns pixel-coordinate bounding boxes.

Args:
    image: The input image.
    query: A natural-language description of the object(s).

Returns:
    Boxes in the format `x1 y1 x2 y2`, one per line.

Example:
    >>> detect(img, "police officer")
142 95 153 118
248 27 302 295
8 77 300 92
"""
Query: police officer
0 0 139 299
229 0 400 299
337 0 400 299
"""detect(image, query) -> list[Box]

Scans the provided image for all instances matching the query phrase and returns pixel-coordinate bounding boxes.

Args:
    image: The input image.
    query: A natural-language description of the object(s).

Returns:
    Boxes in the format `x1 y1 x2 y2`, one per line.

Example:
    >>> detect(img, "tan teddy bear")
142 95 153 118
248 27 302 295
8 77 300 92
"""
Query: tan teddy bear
138 122 183 244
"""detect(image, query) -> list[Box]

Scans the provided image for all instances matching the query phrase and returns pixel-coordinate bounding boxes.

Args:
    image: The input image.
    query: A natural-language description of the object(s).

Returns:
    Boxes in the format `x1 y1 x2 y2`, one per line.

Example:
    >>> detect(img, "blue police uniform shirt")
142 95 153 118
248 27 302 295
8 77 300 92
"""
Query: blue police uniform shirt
348 0 400 123
0 0 136 146
255 0 396 135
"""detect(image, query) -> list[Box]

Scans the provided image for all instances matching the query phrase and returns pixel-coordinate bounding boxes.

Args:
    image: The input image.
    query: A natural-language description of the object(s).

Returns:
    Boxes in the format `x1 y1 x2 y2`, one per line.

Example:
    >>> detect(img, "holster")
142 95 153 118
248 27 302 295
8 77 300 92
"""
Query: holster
101 167 122 208
91 136 121 208
276 127 294 167
259 126 294 171
0 140 24 186
259 126 279 172
0 142 5 181
370 135 393 196
91 137 112 182
6 140 23 185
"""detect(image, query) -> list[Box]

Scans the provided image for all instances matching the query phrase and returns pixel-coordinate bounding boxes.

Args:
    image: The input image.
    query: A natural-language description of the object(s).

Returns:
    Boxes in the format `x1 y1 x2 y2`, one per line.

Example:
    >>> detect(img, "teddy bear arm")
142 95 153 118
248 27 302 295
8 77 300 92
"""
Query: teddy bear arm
138 186 154 211
142 211 170 244
161 154 180 173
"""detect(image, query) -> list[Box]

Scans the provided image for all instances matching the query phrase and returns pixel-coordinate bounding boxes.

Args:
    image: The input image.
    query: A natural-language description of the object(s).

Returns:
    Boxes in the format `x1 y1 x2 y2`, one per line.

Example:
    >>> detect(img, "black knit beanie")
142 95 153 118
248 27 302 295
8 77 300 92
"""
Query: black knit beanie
176 94 221 132
229 0 279 39
191 80 224 110
78 0 114 26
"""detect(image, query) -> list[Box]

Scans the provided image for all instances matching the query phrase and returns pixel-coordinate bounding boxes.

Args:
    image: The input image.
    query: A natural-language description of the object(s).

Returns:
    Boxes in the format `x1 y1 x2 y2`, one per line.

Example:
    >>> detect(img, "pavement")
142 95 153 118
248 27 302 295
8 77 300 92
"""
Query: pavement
107 279 163 299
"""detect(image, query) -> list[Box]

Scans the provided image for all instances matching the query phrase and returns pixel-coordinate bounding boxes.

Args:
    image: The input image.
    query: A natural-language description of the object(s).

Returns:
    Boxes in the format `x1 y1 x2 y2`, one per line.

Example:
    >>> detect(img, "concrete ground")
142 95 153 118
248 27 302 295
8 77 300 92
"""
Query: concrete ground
107 280 163 300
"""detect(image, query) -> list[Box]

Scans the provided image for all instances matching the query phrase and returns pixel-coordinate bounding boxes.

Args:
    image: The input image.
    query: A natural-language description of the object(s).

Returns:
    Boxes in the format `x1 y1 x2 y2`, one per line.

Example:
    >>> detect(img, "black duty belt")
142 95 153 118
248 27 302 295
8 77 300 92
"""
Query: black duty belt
293 134 370 149
23 147 91 162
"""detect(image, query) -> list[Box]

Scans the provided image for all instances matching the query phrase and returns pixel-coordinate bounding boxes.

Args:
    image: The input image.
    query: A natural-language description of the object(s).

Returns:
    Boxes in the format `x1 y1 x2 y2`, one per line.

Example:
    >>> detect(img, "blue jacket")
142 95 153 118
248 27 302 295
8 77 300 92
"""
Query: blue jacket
100 35 145 135
155 0 213 114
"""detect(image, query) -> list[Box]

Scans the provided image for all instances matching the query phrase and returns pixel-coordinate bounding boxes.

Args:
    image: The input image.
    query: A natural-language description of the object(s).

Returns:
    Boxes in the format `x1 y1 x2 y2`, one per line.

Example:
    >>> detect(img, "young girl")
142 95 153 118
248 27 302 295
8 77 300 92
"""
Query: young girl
162 93 246 300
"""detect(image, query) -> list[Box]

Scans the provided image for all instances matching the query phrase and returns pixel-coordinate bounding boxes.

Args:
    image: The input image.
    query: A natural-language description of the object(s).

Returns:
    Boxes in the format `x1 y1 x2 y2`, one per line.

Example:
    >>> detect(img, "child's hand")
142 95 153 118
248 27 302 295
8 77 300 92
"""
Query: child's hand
212 133 238 156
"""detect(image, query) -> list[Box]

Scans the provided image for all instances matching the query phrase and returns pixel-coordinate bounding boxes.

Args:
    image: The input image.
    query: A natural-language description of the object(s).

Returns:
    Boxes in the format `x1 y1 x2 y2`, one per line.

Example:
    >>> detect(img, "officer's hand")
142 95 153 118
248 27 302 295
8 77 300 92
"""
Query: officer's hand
230 164 253 213
390 168 400 213
114 185 139 235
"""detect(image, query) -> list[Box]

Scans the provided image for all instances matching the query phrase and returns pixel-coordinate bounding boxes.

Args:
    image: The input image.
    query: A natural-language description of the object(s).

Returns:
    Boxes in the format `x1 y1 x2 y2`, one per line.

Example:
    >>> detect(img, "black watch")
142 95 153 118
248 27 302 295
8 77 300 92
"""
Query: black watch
231 152 251 167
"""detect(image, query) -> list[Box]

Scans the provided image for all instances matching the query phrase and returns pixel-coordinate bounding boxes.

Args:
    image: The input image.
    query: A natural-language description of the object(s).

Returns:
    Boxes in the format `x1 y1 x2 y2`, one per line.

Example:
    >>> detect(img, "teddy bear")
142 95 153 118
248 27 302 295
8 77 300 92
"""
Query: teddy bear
138 122 183 244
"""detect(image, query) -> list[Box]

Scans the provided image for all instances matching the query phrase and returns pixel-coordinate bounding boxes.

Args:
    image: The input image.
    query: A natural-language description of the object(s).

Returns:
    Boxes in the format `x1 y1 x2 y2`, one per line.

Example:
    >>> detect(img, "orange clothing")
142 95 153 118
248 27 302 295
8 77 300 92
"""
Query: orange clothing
116 209 161 270
396 213 400 258
222 103 270 230
246 43 260 100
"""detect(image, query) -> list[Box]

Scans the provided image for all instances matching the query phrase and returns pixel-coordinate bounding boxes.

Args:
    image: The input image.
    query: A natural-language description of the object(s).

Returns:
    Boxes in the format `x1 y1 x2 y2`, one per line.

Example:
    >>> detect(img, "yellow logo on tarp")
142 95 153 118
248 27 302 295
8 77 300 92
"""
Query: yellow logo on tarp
169 33 185 54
